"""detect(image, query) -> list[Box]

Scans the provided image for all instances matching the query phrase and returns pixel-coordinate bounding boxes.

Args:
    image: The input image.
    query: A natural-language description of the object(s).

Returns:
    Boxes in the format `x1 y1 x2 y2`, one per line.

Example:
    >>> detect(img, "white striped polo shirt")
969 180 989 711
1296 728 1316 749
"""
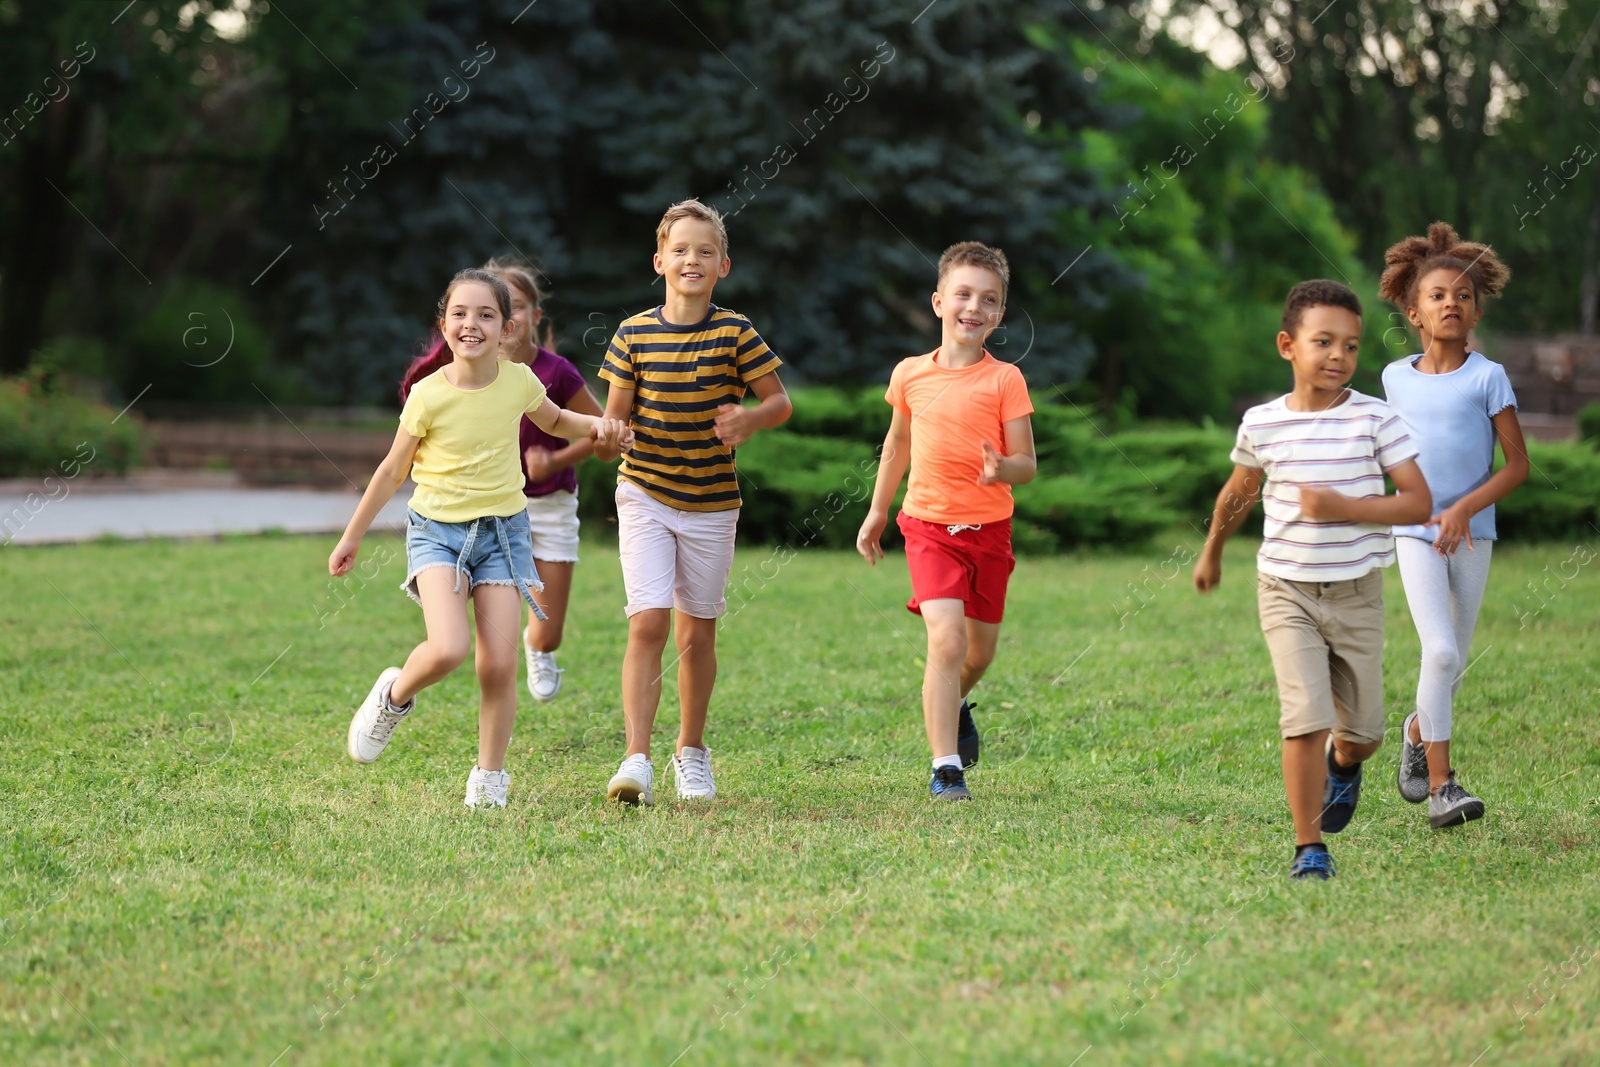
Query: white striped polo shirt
1231 390 1419 582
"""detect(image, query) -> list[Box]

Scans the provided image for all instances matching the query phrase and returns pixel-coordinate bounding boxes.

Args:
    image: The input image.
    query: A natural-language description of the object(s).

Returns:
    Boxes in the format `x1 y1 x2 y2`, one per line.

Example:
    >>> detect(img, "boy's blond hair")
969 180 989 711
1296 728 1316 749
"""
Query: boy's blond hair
937 241 1010 302
656 199 729 257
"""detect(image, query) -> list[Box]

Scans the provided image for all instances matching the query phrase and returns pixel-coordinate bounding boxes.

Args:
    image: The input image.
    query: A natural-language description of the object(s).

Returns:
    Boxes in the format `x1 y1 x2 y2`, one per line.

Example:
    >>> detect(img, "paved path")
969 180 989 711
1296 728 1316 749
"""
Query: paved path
0 472 412 546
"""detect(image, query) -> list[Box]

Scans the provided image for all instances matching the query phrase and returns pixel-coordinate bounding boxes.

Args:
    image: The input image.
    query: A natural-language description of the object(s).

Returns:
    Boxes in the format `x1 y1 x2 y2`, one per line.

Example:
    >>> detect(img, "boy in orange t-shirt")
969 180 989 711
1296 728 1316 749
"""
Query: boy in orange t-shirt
856 242 1037 801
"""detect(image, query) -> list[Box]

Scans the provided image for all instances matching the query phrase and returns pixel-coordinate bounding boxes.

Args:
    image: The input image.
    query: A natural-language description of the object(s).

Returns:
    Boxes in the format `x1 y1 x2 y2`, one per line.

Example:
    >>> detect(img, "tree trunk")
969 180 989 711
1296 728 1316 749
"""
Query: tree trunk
0 97 87 374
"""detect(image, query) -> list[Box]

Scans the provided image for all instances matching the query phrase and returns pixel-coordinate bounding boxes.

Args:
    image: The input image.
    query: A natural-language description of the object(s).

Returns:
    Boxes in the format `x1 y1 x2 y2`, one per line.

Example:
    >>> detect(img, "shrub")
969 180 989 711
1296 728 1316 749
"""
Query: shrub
1578 402 1600 445
0 372 146 479
1495 440 1600 542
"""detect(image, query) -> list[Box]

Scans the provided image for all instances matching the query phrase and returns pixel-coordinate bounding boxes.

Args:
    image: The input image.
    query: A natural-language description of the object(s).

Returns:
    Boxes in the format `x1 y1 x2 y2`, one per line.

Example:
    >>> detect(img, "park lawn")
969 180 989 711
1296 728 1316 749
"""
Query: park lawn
1 531 1597 1066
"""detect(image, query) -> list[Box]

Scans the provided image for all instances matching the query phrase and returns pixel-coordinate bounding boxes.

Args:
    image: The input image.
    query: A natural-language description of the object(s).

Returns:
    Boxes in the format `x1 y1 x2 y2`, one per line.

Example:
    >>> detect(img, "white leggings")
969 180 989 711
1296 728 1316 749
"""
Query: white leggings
1395 537 1494 742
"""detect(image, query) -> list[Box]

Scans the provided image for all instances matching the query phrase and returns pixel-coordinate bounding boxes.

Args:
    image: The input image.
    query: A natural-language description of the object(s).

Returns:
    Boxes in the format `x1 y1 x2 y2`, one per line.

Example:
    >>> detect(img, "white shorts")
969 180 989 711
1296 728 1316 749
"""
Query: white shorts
525 489 580 563
615 479 739 618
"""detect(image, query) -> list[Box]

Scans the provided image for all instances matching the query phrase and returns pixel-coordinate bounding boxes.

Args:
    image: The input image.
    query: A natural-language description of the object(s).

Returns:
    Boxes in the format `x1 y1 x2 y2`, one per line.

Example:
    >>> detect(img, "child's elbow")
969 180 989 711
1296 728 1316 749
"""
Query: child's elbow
1406 489 1433 525
768 393 793 427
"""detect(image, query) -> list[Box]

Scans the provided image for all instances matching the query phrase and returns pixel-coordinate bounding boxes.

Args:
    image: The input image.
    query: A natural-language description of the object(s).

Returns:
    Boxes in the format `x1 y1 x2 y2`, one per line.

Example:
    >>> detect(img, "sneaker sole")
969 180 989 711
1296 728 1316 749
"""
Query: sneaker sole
347 668 402 764
1430 800 1485 829
607 780 653 806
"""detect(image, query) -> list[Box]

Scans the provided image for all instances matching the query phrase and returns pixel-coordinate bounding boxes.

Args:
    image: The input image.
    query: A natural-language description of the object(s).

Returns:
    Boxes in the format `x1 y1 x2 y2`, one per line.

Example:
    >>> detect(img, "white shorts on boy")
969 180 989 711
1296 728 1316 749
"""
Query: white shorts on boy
525 489 580 563
615 479 739 618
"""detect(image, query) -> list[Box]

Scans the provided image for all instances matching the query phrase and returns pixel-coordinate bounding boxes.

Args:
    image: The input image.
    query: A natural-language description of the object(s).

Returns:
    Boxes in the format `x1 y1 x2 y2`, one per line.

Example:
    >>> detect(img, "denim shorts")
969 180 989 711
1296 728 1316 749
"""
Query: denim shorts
402 508 546 619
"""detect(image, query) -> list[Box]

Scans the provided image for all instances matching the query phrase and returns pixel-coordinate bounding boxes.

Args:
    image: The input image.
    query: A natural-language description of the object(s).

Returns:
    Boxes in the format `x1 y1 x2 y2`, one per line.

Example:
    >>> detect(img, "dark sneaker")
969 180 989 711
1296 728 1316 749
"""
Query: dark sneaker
957 700 981 769
1397 710 1429 804
1321 736 1362 834
1289 848 1336 880
1429 774 1485 829
930 765 971 801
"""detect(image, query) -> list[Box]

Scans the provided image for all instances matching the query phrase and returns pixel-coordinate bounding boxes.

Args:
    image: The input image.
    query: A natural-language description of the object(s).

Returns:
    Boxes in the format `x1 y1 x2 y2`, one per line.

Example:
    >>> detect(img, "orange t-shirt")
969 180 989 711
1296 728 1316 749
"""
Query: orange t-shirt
885 349 1034 525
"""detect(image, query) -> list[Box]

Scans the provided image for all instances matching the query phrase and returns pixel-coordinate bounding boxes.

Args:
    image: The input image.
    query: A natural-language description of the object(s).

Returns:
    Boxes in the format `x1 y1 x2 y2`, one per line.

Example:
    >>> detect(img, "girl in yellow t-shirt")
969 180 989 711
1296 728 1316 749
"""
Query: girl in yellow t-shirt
330 268 631 808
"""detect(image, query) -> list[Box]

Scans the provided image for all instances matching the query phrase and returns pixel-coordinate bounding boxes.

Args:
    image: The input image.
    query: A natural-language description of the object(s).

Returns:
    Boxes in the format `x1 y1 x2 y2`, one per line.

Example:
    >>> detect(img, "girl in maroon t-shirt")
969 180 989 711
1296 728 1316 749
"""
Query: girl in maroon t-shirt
487 259 606 700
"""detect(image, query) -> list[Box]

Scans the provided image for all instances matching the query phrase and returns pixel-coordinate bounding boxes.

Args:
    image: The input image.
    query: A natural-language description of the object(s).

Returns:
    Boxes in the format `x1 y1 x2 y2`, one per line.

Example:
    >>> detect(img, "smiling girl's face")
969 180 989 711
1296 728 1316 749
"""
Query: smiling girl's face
439 280 507 362
1409 266 1482 341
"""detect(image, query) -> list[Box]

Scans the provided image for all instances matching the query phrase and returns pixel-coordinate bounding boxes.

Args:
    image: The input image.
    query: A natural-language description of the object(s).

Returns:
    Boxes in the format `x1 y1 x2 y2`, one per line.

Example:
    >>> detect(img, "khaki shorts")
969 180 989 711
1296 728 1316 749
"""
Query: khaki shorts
1257 569 1385 743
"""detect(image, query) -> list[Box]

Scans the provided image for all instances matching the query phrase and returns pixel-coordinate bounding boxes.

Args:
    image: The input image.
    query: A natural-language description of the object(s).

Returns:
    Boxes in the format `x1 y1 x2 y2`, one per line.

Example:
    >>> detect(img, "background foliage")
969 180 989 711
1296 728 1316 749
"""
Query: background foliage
5 0 1592 417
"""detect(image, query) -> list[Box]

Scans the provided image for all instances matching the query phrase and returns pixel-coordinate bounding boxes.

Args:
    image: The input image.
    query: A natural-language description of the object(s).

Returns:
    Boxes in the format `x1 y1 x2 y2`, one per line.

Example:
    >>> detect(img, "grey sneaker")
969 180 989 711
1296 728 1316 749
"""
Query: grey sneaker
1429 775 1485 829
1397 710 1430 804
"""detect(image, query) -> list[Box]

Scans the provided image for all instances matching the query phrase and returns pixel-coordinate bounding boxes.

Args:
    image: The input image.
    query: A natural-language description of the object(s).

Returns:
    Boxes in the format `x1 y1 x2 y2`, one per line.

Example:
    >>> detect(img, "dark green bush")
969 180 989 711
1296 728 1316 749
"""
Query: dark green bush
1578 402 1600 444
1496 440 1600 541
567 392 1600 551
0 373 146 479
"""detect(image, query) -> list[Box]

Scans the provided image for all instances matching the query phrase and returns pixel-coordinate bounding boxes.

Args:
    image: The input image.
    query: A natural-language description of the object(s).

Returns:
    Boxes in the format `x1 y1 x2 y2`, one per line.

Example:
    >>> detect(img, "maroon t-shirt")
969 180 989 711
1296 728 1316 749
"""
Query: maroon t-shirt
519 347 590 498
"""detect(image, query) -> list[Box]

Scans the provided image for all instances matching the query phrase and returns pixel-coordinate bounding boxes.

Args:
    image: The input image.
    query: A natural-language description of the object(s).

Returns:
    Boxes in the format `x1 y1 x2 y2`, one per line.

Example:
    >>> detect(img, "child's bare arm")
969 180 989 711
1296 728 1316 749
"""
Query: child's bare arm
1194 464 1263 593
592 385 635 463
330 427 422 575
857 408 912 564
978 415 1037 486
527 396 631 453
713 372 792 448
1424 407 1528 554
1300 458 1431 526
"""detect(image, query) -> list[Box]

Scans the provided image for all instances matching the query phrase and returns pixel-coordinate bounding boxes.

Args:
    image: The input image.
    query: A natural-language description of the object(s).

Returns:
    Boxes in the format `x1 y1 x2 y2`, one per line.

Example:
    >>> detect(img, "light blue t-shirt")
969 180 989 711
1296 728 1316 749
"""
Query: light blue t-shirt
1381 351 1518 541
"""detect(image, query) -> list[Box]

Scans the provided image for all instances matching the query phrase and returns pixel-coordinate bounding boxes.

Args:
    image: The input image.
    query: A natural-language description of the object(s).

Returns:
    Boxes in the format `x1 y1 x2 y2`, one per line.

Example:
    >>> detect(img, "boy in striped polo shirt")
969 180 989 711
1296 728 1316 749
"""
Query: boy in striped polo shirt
1194 280 1432 879
597 199 792 805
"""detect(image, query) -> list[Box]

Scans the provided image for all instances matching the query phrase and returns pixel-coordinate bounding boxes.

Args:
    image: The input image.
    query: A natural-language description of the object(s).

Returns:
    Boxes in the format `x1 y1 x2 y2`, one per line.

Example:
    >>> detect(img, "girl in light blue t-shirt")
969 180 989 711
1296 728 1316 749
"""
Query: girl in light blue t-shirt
1378 222 1527 830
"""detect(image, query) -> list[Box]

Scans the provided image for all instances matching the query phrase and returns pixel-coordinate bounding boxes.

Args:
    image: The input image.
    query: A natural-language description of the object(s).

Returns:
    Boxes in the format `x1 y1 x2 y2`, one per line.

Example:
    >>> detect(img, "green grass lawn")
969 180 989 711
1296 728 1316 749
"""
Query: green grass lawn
2 532 1598 1066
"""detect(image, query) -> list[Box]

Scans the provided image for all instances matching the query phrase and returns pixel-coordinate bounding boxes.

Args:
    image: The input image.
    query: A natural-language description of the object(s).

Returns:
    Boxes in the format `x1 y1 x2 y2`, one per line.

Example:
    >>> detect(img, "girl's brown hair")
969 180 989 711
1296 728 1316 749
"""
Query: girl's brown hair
1379 221 1510 308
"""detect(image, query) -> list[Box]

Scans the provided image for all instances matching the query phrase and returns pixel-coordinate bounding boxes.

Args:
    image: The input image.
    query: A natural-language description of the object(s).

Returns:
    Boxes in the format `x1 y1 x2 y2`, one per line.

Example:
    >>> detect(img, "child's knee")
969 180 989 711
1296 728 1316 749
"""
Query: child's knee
1420 642 1460 678
629 609 672 646
426 637 471 672
926 627 967 664
476 648 517 690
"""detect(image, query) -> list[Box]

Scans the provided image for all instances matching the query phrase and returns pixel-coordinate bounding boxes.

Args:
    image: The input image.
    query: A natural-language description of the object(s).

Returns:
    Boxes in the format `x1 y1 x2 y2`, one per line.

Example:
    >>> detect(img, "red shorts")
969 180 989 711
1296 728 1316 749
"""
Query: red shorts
897 513 1016 624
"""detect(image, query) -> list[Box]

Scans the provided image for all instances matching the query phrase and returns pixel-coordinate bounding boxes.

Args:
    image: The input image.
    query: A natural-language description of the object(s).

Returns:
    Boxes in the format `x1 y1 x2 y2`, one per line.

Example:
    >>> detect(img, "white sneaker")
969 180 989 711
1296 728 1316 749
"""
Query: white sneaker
673 746 716 800
463 766 510 808
347 667 412 764
607 754 654 806
525 646 564 701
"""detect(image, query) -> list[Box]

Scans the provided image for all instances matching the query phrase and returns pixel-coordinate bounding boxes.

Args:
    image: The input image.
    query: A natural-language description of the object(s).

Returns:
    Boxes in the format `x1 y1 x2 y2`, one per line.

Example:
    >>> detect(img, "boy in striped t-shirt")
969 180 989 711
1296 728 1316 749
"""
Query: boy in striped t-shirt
596 199 792 805
1193 280 1432 880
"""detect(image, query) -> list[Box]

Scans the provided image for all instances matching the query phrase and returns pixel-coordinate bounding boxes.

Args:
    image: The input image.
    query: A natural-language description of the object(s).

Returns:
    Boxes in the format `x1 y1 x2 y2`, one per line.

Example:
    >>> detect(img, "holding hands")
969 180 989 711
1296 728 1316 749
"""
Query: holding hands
590 417 633 453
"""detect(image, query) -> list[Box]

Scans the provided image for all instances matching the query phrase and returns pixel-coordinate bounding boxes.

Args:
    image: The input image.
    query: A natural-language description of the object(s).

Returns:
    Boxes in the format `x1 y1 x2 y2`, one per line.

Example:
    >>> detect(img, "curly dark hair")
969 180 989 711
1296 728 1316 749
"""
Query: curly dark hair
1281 279 1362 336
1379 221 1510 308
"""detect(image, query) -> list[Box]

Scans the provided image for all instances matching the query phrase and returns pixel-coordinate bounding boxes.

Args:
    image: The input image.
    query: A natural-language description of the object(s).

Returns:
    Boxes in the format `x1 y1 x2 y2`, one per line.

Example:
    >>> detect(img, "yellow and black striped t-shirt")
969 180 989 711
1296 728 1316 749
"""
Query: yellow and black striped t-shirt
600 305 781 512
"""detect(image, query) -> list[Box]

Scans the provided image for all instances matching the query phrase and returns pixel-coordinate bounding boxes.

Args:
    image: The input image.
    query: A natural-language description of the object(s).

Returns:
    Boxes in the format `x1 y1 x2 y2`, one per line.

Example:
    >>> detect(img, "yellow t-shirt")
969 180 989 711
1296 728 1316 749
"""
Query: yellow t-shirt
400 361 549 523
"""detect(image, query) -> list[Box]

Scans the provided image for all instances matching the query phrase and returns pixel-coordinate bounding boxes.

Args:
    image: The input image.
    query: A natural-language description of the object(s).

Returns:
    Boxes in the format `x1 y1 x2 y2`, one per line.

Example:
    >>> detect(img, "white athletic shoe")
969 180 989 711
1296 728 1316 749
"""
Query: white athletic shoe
607 754 654 806
525 646 564 701
346 667 412 764
673 746 716 800
463 766 510 808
